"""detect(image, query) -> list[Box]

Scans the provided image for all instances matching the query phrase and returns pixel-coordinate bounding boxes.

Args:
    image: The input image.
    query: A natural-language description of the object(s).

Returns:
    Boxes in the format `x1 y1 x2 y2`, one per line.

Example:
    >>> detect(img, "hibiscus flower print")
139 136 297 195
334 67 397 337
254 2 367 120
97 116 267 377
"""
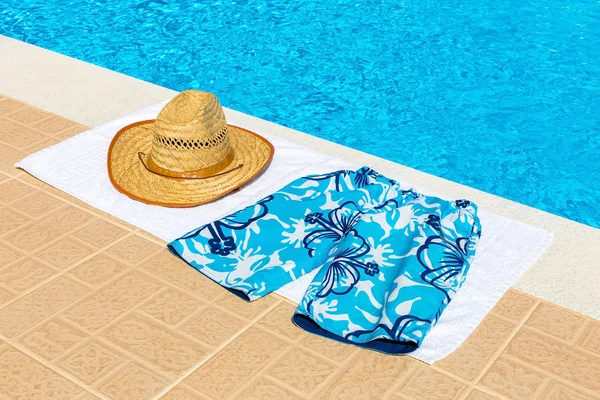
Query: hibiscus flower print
417 213 471 301
282 217 311 248
317 230 380 297
303 201 363 257
365 238 396 268
181 195 274 256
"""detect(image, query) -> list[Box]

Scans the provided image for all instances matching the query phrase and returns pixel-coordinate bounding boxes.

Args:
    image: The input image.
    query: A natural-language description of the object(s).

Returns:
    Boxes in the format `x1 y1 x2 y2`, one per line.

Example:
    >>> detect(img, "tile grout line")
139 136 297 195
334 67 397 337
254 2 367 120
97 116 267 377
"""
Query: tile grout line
459 384 513 400
307 343 374 399
4 112 57 131
532 377 554 400
0 253 69 302
454 306 539 399
569 319 590 346
265 375 312 399
452 382 473 400
456 387 475 400
426 363 483 395
503 325 600 396
0 223 107 308
132 266 278 327
486 307 593 349
502 352 600 399
0 107 28 123
250 322 361 372
428 350 491 386
470 299 542 386
29 236 97 270
60 282 197 386
0 334 111 400
157 384 209 400
13 174 136 232
49 335 138 400
135 296 211 336
153 297 284 399
1 202 35 220
133 305 217 351
52 315 127 368
230 352 303 399
379 363 425 400
57 240 157 294
515 323 600 360
89 359 159 399
2 185 64 214
0 235 164 366
1 200 72 235
250 319 307 344
226 342 309 399
1 114 56 140
133 231 168 246
255 292 381 383
1 185 65 217
513 287 599 322
1 97 82 133
457 312 598 399
0 230 139 312
131 269 212 310
470 385 513 400
49 253 169 336
249 322 379 397
123 283 263 352
0 131 48 155
70 296 192 391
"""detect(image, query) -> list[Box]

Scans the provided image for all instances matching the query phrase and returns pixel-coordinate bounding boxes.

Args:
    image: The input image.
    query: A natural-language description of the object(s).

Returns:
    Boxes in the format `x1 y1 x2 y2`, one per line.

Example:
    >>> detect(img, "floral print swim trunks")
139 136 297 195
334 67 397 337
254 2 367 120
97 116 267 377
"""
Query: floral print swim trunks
168 167 481 354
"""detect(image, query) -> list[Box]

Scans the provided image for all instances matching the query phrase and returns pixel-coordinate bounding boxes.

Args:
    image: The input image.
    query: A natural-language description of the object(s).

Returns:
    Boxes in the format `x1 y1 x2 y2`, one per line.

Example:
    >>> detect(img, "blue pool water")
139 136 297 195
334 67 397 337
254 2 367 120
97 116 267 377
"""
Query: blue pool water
1 0 599 227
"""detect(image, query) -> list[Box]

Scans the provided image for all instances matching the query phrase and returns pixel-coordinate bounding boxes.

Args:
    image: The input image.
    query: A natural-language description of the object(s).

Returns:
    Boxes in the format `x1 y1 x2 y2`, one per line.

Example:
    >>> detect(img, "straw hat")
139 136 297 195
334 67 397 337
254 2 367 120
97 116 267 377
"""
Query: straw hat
107 91 274 207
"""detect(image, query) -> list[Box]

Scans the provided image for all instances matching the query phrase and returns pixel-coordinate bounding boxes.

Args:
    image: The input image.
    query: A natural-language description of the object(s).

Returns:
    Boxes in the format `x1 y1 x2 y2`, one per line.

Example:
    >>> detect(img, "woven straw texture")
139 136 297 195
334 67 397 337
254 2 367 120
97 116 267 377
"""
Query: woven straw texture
150 91 231 173
109 123 273 207
107 91 273 207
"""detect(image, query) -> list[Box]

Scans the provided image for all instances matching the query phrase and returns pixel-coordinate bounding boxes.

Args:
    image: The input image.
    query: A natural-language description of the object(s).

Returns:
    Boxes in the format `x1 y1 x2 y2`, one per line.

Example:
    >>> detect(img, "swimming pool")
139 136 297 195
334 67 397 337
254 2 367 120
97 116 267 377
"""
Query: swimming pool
1 0 599 227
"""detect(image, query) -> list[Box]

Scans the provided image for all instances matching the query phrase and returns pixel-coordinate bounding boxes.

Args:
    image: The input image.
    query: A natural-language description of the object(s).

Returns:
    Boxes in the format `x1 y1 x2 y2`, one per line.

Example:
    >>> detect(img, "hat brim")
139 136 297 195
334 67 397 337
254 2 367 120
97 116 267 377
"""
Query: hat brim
107 120 274 207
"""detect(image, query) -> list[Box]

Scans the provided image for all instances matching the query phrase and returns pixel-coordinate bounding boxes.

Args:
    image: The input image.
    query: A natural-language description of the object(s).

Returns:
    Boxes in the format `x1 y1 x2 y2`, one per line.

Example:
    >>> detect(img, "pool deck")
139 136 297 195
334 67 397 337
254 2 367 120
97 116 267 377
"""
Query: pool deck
1 35 597 320
0 35 599 400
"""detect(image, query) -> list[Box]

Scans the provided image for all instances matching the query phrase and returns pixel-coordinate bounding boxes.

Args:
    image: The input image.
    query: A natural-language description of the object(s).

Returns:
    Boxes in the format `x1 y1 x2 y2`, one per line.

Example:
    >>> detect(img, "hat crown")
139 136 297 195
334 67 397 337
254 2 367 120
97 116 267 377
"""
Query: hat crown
149 91 232 173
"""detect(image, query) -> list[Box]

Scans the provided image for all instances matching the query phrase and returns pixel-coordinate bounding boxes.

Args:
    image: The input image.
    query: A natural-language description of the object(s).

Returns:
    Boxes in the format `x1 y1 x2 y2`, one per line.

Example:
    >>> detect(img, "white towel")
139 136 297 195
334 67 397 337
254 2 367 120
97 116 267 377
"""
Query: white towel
16 100 553 363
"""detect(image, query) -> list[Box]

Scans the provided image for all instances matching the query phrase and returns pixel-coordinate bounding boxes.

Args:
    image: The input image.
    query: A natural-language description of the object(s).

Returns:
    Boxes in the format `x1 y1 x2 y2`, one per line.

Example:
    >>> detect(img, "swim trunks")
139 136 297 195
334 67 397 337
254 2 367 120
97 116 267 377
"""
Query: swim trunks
168 167 481 354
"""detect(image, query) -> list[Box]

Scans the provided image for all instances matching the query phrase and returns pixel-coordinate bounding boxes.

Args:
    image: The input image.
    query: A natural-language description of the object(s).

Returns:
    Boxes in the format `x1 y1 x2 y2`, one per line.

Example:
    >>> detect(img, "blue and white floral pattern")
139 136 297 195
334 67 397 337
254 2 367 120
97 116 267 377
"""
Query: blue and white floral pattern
168 167 481 354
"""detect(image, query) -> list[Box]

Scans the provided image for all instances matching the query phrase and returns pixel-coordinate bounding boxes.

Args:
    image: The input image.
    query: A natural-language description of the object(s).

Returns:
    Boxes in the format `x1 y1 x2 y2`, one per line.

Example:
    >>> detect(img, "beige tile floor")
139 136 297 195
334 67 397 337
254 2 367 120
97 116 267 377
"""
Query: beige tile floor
0 95 598 399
